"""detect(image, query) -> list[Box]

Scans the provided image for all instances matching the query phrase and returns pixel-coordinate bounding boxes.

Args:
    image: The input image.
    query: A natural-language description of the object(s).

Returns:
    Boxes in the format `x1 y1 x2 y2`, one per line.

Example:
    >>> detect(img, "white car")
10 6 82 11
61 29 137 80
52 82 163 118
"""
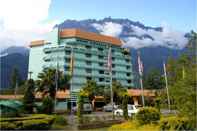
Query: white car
114 104 139 117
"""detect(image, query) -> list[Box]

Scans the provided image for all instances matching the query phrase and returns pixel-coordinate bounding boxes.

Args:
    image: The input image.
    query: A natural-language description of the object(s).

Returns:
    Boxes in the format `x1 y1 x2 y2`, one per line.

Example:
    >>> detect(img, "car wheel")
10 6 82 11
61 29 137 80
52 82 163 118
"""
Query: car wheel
116 112 121 116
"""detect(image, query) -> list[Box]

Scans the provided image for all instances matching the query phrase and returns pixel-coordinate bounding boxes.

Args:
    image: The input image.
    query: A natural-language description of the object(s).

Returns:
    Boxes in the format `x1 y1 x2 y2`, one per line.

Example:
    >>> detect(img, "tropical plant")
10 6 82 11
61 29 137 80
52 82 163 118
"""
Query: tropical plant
40 95 54 114
81 80 97 101
36 68 70 99
122 93 129 120
143 69 165 89
23 79 35 113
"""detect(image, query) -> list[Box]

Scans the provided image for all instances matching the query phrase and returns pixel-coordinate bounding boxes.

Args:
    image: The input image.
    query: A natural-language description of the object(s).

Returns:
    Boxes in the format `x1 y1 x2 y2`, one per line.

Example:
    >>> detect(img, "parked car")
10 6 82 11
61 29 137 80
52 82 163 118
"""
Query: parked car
72 103 93 114
103 104 118 112
114 104 139 117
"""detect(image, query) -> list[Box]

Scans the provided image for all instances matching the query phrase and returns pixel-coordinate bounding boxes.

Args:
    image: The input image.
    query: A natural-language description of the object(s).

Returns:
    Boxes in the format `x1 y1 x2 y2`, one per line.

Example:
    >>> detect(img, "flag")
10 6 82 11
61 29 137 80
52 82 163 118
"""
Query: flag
137 51 143 76
107 47 112 72
69 49 74 76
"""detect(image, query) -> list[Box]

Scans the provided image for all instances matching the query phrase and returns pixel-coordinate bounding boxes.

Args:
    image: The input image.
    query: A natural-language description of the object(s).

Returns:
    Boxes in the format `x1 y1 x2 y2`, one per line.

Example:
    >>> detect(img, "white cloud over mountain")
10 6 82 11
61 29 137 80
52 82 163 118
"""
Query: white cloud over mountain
92 22 188 49
92 22 123 37
0 0 57 51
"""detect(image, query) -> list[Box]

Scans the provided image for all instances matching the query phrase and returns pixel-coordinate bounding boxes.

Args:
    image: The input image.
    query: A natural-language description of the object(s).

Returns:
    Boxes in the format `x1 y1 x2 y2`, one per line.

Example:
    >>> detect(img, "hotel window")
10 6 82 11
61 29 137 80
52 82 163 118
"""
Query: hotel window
86 77 92 80
99 62 104 67
126 59 130 63
112 64 115 68
99 70 104 74
86 69 92 73
111 49 115 53
85 53 91 58
126 66 131 70
86 61 91 66
99 78 104 82
65 50 71 55
127 80 132 84
65 58 70 63
98 55 104 59
98 47 104 51
112 57 115 61
85 45 91 49
112 71 116 75
127 73 131 76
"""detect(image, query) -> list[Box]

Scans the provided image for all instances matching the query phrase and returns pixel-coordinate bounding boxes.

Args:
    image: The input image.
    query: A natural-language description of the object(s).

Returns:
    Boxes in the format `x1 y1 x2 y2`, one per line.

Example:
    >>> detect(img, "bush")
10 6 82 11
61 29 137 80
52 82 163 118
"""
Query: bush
160 116 194 130
136 107 160 125
53 115 67 125
0 122 17 130
21 119 51 130
0 114 55 130
41 96 54 114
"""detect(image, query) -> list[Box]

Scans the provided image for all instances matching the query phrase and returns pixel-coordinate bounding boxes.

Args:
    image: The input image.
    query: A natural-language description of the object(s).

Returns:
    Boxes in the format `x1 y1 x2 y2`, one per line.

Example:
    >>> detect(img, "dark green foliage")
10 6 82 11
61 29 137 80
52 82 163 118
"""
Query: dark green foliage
154 97 161 111
53 115 67 125
160 116 194 131
41 96 54 114
0 114 54 130
77 92 84 124
143 69 165 89
23 79 35 113
36 68 70 99
122 94 129 120
81 80 97 101
0 122 17 130
112 81 127 105
136 107 160 125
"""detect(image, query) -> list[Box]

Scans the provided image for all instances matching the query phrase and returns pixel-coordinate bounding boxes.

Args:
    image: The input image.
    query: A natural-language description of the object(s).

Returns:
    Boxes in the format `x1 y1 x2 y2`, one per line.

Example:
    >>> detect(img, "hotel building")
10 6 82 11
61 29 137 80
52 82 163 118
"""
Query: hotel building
29 28 134 102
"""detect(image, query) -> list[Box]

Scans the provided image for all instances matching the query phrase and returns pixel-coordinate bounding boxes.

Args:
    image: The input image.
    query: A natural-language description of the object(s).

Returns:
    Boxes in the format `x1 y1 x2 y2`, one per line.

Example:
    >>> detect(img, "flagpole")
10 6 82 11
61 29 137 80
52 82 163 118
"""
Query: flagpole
137 51 145 107
108 47 114 119
70 46 74 114
163 62 171 112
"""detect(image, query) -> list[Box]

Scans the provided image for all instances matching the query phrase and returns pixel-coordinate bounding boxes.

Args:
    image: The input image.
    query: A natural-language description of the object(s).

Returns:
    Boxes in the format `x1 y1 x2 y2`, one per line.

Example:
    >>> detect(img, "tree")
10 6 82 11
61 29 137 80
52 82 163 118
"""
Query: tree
36 68 70 99
112 81 127 105
122 93 129 120
23 79 35 113
41 95 54 114
143 69 165 89
77 90 87 124
81 80 97 102
166 32 197 127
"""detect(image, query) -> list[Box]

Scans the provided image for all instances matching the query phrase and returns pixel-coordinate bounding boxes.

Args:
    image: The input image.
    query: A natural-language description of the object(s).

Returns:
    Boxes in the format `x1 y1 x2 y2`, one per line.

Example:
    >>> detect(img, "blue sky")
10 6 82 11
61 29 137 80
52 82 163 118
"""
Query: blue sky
48 0 196 31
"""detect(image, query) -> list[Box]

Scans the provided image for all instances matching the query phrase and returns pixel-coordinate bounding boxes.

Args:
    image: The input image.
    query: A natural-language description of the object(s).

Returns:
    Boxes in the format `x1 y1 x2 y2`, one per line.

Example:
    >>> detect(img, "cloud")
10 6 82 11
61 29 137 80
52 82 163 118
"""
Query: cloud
123 24 188 49
92 22 123 37
0 0 57 51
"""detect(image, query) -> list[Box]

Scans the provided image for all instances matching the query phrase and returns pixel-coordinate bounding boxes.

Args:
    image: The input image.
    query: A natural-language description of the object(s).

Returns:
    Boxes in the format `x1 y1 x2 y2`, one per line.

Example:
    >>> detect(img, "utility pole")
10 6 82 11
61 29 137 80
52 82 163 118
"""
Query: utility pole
163 62 171 112
28 71 33 80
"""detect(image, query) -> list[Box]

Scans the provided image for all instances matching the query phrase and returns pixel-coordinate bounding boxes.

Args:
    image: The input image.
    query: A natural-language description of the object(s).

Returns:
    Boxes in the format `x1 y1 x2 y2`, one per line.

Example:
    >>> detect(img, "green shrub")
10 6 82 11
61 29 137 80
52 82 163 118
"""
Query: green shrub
21 119 51 130
0 114 55 130
160 116 194 131
41 96 54 114
53 115 67 125
136 107 160 125
0 122 17 130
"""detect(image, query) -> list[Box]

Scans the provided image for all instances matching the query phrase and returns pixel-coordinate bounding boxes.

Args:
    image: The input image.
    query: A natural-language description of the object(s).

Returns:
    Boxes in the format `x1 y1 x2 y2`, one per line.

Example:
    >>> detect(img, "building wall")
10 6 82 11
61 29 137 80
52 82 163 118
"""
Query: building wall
28 45 45 80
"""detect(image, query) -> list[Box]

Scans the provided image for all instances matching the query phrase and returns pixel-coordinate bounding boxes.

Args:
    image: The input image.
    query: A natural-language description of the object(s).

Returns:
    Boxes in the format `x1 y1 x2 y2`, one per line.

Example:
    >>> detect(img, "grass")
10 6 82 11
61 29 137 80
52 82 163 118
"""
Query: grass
108 120 160 131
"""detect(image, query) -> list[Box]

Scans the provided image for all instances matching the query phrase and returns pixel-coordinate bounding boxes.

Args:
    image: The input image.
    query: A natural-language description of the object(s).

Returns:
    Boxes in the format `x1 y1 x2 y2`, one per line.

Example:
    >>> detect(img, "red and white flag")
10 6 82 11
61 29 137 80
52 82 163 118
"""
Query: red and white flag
137 51 143 76
107 47 112 72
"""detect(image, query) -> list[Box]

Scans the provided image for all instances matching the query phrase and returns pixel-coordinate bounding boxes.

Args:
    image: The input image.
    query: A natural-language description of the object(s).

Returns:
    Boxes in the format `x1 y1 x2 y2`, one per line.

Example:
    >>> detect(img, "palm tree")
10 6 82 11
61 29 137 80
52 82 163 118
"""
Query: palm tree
36 68 70 99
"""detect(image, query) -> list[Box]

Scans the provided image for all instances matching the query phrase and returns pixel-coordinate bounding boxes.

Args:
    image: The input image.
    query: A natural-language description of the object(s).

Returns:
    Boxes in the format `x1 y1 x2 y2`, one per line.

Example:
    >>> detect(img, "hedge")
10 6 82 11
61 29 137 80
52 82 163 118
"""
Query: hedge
160 116 194 130
136 107 160 125
0 114 54 130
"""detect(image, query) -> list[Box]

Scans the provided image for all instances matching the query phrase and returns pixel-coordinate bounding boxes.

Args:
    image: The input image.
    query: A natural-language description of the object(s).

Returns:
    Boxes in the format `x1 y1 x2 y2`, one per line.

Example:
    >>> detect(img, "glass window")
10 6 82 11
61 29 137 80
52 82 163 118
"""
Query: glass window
98 55 104 59
85 53 91 58
99 70 104 74
127 73 131 76
99 78 104 82
86 69 92 73
86 61 91 65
